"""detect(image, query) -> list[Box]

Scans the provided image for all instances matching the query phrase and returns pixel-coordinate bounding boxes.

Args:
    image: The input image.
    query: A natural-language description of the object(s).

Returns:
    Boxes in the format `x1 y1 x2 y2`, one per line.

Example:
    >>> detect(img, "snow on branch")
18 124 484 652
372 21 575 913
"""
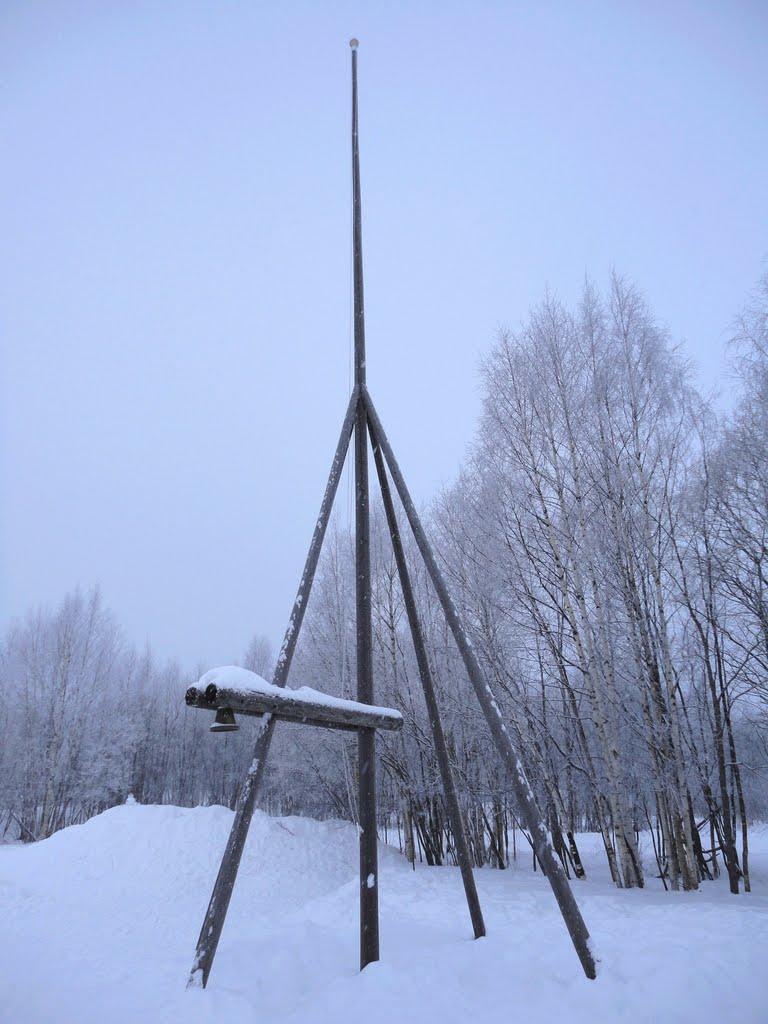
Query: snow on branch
185 665 403 733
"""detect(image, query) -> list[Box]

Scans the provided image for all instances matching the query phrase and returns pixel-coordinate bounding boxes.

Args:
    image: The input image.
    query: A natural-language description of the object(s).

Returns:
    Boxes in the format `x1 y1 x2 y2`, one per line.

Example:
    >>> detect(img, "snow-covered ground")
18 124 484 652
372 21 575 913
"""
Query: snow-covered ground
0 805 765 1024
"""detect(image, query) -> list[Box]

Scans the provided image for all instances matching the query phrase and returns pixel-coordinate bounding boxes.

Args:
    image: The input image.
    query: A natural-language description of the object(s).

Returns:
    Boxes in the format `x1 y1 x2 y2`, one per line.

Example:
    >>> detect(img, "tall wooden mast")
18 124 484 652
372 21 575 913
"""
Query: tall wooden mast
350 37 379 971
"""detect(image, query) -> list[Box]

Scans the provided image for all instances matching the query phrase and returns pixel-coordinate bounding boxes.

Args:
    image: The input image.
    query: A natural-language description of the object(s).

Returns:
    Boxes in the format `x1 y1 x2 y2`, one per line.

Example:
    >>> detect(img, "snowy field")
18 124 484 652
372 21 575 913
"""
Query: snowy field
0 805 765 1024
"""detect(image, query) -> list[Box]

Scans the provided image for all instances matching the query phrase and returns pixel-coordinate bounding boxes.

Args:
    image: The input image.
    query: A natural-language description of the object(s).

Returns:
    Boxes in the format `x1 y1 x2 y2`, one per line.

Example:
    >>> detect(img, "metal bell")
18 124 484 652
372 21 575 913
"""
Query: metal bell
210 707 239 733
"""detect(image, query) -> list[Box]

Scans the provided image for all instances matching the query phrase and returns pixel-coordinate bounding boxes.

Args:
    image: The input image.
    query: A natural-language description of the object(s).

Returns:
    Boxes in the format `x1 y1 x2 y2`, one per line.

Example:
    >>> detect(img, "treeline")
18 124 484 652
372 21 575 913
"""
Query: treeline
0 593 270 841
1 272 766 896
267 272 768 893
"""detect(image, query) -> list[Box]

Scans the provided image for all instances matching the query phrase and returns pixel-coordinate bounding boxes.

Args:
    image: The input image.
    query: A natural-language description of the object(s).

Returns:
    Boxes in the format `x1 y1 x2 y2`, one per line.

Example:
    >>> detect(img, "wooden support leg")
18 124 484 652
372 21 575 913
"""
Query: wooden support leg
187 389 358 988
371 439 486 940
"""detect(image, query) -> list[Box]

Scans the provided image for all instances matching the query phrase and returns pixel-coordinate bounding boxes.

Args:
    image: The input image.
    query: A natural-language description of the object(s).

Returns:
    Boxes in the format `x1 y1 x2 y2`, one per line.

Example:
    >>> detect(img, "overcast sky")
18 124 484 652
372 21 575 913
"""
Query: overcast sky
2 0 766 668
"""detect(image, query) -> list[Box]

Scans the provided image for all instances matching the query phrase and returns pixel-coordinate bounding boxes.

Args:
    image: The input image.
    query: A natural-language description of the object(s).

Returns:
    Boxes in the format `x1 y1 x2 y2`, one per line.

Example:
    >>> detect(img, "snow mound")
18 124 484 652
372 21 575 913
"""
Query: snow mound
1 805 766 1024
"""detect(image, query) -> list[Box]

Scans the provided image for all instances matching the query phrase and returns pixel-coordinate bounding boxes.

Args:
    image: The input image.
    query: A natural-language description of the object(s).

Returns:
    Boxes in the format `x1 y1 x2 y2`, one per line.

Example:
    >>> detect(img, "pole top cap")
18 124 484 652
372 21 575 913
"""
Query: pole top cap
349 38 359 49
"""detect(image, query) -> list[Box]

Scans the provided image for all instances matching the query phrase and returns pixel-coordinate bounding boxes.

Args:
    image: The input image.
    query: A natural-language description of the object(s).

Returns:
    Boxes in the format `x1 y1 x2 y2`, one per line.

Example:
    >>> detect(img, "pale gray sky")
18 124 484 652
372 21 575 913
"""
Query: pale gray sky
2 0 766 666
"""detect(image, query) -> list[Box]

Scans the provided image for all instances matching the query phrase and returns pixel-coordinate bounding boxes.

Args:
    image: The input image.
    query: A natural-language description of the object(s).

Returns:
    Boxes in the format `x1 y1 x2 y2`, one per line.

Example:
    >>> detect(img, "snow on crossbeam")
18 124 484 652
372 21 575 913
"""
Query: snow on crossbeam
186 665 403 733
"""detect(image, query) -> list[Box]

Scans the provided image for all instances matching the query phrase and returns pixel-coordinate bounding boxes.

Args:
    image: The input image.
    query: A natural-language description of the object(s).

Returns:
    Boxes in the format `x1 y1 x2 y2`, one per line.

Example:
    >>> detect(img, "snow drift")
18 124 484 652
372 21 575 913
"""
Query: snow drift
0 803 765 1023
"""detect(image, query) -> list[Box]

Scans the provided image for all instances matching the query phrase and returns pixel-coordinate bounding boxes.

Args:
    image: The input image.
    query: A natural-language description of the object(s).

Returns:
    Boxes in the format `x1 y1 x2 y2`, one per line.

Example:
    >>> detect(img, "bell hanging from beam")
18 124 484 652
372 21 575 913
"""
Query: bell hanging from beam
210 707 239 733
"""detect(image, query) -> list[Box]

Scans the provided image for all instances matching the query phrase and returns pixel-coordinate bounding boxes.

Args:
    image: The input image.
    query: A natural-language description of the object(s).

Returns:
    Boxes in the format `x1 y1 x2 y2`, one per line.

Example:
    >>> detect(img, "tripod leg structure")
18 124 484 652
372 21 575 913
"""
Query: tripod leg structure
372 441 486 940
364 389 597 980
188 389 359 989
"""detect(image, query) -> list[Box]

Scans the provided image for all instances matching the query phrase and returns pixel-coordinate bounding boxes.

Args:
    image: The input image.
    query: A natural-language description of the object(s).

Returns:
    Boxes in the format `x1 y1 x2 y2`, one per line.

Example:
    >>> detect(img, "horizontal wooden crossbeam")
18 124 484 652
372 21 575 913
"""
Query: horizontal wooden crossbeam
185 680 403 734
